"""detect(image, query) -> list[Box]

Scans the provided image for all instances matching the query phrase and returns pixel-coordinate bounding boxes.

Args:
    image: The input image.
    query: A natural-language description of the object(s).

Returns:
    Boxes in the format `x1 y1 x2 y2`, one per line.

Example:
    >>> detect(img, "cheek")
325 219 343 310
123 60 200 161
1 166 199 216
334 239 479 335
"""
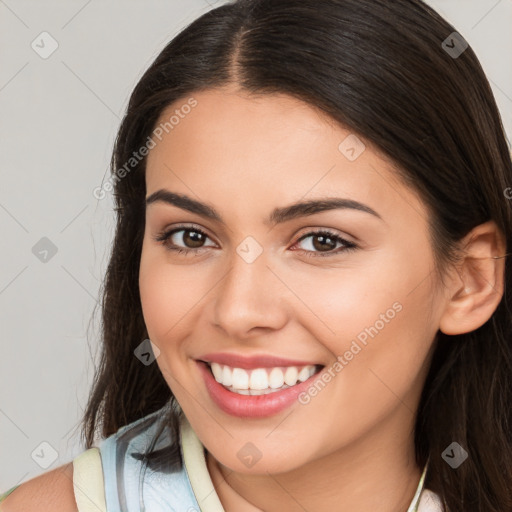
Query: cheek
292 247 437 386
308 244 436 345
138 251 202 389
292 276 437 451
139 246 193 343
283 261 403 351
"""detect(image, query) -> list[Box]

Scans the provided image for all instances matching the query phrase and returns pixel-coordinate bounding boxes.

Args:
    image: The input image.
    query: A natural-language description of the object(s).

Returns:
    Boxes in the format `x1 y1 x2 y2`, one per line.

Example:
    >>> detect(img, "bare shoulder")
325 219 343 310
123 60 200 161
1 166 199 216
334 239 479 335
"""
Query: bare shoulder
0 462 77 512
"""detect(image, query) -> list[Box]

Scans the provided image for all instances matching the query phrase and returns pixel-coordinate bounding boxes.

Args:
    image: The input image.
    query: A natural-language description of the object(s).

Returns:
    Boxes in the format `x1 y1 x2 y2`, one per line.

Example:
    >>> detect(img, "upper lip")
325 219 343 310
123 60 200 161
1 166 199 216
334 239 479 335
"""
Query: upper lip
198 352 323 370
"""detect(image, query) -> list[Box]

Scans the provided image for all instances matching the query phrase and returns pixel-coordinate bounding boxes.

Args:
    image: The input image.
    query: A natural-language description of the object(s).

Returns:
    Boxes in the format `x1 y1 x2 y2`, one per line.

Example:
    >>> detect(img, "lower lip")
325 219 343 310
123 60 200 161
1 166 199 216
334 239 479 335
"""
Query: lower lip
197 360 321 418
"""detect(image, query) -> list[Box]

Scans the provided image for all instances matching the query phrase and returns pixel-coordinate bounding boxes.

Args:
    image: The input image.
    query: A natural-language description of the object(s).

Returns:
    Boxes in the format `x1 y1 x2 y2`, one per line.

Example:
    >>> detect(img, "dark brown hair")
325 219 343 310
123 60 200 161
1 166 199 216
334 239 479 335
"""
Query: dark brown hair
80 1 512 510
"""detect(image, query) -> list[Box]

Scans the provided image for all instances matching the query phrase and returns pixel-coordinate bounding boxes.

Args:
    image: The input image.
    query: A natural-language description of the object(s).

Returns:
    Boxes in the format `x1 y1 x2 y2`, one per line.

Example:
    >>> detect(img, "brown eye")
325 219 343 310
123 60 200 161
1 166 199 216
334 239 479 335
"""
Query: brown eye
175 229 207 248
293 230 358 257
154 225 215 254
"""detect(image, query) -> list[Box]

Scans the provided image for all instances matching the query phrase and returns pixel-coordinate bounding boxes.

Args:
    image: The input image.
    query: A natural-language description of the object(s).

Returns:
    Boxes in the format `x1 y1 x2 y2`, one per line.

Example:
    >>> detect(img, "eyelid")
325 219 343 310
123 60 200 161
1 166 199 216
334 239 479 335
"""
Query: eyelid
153 223 216 247
157 222 215 240
295 226 356 244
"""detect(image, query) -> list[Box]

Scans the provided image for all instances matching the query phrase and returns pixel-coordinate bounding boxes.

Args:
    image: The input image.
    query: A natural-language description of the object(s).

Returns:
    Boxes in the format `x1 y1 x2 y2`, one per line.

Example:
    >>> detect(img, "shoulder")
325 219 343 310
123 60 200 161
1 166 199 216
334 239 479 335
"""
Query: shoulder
1 404 175 512
0 462 77 512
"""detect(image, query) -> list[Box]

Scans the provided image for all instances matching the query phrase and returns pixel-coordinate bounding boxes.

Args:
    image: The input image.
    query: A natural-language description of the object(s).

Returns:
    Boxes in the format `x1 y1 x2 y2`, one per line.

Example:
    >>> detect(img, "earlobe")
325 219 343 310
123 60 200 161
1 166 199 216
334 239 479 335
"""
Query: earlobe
438 220 507 336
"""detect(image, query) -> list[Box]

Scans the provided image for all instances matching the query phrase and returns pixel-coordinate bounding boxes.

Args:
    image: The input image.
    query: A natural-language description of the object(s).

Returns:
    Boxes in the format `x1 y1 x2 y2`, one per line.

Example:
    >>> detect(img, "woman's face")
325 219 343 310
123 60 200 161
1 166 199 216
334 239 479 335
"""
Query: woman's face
139 87 446 474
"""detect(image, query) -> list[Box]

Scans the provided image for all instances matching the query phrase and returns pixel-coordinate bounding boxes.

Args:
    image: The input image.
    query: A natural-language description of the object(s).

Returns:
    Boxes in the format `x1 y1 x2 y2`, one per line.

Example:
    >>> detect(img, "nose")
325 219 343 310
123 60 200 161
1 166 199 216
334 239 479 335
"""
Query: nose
211 246 289 339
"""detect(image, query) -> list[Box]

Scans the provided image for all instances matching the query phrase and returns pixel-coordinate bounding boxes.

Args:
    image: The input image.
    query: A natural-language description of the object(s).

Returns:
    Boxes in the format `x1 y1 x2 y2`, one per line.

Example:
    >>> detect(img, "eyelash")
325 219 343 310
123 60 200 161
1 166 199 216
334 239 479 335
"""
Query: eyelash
153 223 358 258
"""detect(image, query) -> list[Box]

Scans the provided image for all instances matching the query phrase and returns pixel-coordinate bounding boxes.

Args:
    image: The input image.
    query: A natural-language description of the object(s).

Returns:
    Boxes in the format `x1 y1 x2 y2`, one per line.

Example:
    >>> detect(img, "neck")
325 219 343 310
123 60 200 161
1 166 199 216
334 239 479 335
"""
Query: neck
206 408 423 512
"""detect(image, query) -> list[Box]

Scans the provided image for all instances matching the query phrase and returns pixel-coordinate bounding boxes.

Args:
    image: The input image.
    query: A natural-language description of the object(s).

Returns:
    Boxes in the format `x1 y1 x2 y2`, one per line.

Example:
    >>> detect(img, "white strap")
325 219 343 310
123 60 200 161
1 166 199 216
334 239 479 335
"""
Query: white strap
181 415 225 512
406 462 428 512
72 447 107 512
417 489 445 511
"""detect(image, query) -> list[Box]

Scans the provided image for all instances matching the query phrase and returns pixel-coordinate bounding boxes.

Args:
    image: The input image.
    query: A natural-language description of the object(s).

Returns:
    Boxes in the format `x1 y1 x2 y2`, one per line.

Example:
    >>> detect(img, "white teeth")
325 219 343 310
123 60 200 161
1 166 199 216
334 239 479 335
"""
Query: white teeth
250 368 269 390
232 368 249 389
207 362 320 393
211 362 223 382
247 388 281 395
222 365 232 387
297 366 311 382
284 366 298 386
268 367 284 389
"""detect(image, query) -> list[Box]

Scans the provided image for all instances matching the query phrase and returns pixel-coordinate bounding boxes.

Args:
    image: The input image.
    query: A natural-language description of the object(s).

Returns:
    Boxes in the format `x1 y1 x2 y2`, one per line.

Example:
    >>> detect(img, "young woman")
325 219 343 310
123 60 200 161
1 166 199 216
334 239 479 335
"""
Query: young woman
2 0 511 510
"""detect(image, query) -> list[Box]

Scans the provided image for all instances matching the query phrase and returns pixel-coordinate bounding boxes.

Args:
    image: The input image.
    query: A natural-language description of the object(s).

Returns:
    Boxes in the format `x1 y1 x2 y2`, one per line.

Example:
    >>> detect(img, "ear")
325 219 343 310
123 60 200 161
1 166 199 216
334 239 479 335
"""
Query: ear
439 220 506 335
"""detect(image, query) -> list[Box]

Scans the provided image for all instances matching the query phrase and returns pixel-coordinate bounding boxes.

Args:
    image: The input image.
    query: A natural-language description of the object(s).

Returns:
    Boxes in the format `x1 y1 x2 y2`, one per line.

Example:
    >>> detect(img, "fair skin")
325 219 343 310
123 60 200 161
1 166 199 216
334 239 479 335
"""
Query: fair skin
3 87 504 511
138 86 505 512
0 463 77 511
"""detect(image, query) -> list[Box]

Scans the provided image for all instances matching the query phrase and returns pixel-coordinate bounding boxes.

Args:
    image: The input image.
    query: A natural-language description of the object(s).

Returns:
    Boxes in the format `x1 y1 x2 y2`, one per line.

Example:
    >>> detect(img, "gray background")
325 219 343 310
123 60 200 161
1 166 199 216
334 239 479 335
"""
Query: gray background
1 0 511 491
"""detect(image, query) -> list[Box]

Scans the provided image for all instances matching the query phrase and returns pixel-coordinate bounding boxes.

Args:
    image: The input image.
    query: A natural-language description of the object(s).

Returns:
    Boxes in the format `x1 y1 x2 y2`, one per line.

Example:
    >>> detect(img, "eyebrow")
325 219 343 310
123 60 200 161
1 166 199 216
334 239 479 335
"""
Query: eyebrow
145 189 383 226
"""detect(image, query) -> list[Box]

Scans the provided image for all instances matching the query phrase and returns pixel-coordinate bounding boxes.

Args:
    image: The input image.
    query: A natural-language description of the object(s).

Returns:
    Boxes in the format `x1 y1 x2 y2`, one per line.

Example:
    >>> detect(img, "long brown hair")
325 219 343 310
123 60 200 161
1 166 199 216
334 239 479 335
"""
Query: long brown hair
80 1 512 510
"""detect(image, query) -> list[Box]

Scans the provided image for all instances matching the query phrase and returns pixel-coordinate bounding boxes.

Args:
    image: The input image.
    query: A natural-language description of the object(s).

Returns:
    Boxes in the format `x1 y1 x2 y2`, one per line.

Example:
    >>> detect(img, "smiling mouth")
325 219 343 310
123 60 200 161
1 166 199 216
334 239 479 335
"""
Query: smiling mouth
202 361 324 395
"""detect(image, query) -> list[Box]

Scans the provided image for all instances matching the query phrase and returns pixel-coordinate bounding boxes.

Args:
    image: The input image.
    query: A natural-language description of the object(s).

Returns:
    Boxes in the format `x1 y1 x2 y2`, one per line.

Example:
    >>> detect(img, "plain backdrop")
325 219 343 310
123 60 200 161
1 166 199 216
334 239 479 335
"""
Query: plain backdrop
1 0 511 491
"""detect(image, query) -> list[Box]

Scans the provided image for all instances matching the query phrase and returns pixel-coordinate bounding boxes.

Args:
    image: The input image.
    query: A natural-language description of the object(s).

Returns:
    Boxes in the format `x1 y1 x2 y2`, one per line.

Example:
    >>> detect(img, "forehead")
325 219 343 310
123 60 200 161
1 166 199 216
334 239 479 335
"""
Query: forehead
144 88 428 227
